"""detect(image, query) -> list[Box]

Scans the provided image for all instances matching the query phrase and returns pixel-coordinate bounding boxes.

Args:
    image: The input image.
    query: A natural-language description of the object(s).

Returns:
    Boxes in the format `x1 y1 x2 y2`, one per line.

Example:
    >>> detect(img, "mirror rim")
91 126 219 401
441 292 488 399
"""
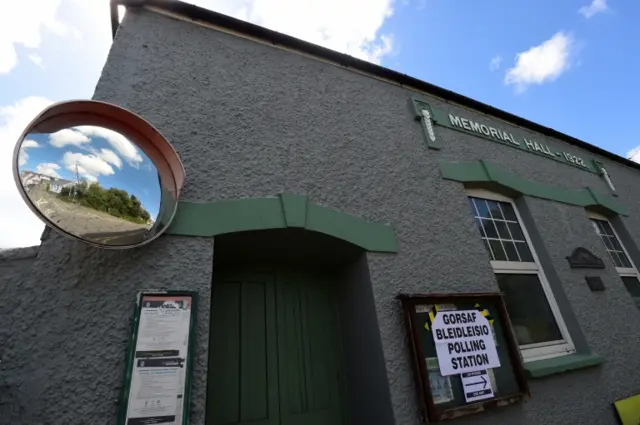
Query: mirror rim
12 99 186 250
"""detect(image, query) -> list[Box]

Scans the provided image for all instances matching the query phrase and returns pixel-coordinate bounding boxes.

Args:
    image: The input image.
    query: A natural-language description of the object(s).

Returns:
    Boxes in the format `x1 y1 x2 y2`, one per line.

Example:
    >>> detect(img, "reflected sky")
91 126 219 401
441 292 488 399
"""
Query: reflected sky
18 125 161 219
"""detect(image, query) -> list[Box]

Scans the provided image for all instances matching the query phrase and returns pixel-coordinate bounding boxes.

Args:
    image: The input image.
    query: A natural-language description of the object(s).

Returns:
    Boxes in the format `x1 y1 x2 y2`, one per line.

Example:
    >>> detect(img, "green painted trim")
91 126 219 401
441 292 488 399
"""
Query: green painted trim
412 95 600 174
280 193 307 228
524 353 604 378
440 160 627 215
411 97 441 150
167 193 398 253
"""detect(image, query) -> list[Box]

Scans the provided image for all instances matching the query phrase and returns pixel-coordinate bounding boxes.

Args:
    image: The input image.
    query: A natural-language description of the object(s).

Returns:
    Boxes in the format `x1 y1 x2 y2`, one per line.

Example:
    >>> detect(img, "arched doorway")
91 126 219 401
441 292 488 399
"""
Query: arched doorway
205 228 393 425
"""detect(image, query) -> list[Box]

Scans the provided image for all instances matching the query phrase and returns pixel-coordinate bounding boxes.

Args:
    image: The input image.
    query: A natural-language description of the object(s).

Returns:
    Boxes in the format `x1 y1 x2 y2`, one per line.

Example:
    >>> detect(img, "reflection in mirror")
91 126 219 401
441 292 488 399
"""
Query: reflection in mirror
17 123 172 247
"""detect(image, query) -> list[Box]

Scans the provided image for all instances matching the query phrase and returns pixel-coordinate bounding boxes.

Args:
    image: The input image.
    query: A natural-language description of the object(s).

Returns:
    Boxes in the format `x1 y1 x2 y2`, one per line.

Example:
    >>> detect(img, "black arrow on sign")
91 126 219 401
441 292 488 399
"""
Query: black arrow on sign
464 375 487 389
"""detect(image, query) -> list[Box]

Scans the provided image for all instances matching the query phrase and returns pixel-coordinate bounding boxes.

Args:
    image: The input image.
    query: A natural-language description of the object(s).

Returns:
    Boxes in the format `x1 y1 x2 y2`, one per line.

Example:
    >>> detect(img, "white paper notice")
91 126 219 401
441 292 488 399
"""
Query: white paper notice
431 310 500 376
125 296 192 425
461 370 494 403
426 358 454 404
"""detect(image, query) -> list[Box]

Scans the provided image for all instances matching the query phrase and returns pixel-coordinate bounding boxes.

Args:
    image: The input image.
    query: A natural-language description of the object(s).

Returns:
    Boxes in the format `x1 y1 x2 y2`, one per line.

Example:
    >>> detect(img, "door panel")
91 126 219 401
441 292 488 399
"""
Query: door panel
208 272 279 425
277 272 344 425
207 267 345 425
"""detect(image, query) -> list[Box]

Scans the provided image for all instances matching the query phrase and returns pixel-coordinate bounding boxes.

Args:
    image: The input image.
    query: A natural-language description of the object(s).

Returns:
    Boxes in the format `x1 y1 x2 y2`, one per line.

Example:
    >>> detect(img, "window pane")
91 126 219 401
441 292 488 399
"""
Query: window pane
482 239 493 258
590 218 635 270
503 241 520 262
515 242 534 262
621 276 640 297
591 220 601 235
489 240 506 261
494 221 510 239
602 236 615 251
610 251 624 268
610 236 624 251
619 252 632 268
487 201 503 219
473 198 491 218
500 202 517 221
508 222 525 241
468 195 537 264
594 219 608 235
468 198 479 216
600 220 615 236
482 219 498 238
496 274 563 345
474 218 486 237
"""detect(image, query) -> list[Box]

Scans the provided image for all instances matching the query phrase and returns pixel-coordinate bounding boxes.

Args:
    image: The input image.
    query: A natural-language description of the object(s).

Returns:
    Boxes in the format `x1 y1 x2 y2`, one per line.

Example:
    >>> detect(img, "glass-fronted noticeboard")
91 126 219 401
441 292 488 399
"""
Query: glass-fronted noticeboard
397 292 529 422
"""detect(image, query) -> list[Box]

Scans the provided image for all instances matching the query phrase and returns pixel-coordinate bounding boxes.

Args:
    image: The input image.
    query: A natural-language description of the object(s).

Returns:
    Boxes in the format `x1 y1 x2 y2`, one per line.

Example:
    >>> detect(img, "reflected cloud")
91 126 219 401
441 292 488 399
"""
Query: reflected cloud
50 128 90 147
74 125 143 166
62 151 115 182
96 148 122 169
18 138 40 166
12 102 178 249
35 162 61 179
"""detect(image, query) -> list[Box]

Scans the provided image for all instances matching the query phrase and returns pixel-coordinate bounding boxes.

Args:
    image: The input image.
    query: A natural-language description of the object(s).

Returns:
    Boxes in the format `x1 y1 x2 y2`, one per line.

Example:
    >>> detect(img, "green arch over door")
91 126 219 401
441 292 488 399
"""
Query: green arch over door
166 193 398 253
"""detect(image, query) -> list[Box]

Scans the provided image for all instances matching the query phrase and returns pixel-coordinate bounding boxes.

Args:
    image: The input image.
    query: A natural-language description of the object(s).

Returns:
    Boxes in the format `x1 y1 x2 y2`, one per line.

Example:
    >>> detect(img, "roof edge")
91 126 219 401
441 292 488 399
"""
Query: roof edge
109 0 639 172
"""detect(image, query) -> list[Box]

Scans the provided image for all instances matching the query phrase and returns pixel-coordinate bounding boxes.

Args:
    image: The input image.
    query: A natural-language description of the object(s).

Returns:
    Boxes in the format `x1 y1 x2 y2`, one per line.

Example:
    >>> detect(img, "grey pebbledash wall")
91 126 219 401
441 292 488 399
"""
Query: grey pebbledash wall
2 6 640 424
0 234 213 425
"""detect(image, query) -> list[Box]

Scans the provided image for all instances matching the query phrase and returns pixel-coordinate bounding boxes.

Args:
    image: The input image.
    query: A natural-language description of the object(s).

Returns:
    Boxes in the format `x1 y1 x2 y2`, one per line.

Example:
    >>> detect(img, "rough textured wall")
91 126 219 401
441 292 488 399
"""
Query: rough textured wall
0 233 212 425
0 11 214 423
6 7 639 424
98 9 640 425
337 255 396 425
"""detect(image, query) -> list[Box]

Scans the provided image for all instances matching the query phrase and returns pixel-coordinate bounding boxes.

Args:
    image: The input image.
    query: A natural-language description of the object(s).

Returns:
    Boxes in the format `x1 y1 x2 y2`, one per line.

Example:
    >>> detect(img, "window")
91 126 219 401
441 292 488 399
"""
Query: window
589 212 640 309
467 189 575 361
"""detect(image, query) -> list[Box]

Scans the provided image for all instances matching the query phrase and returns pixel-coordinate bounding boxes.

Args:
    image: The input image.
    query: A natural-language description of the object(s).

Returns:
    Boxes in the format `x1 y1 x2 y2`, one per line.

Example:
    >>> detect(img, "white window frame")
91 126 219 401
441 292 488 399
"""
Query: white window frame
467 188 575 361
587 211 640 280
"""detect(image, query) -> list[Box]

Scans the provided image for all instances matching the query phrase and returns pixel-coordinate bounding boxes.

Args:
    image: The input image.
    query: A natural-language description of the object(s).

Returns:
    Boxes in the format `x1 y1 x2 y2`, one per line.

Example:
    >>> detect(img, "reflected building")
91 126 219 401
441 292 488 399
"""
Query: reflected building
20 170 74 194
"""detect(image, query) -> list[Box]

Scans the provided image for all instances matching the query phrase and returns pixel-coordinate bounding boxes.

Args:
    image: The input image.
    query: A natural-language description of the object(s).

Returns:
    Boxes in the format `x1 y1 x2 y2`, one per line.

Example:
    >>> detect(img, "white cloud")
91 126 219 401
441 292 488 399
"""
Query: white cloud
49 128 90 147
0 0 78 74
35 162 61 178
22 139 40 148
489 55 502 71
192 0 395 64
98 148 123 169
0 97 52 249
28 53 44 68
62 151 115 182
18 139 40 166
579 0 608 18
505 32 574 93
0 0 400 248
627 146 640 163
74 125 143 166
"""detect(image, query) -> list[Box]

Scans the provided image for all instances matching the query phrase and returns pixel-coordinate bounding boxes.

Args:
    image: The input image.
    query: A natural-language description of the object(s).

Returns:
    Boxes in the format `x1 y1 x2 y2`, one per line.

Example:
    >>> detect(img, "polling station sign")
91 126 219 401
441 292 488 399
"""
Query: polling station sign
432 310 500 376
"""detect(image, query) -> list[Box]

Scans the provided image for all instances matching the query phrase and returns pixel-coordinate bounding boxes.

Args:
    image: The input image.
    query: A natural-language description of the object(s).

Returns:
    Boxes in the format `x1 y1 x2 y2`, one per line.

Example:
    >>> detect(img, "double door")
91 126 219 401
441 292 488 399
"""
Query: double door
207 266 347 425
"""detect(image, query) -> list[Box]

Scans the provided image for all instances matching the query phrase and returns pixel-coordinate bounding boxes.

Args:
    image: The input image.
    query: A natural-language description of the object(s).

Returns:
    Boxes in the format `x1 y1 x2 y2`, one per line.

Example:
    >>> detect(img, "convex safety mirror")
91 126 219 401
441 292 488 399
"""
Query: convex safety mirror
12 100 185 249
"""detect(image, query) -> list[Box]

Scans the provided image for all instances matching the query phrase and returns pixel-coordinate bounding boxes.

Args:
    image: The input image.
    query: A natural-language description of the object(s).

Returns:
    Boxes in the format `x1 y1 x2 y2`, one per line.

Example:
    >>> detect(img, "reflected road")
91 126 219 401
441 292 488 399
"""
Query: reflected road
27 186 151 245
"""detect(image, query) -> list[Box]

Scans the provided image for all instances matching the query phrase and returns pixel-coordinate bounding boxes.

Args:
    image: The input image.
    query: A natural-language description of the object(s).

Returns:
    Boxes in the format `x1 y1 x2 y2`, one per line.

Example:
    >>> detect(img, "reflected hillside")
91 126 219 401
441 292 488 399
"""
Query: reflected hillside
21 171 152 226
59 181 152 225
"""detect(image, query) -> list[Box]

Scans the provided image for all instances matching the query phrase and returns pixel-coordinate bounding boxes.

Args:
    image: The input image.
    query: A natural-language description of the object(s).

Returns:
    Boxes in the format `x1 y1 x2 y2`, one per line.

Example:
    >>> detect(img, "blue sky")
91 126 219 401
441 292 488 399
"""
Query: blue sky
0 0 637 248
19 130 160 218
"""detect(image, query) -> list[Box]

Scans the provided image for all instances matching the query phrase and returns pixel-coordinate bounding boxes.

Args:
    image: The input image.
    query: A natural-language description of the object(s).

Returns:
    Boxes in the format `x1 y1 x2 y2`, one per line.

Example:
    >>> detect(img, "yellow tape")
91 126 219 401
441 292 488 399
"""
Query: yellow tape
423 304 493 332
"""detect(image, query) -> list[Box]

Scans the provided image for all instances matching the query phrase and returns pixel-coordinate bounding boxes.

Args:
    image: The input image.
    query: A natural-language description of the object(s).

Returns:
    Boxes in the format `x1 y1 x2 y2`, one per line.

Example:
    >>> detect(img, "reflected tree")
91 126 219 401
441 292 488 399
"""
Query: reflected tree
59 181 151 224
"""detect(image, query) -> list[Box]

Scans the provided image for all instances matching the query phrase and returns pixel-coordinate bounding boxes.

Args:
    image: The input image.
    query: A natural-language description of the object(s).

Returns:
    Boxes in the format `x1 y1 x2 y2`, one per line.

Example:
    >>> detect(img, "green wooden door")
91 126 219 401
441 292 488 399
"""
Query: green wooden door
207 267 346 425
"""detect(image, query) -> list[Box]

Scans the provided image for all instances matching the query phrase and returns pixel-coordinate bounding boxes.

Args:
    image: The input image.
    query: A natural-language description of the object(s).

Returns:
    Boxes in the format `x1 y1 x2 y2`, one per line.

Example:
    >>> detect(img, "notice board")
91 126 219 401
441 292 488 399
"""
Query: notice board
118 291 198 425
398 293 529 422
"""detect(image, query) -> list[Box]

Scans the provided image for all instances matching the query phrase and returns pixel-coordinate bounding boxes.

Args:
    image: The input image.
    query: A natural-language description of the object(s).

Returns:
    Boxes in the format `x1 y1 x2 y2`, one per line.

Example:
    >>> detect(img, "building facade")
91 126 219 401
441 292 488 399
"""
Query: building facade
2 1 640 424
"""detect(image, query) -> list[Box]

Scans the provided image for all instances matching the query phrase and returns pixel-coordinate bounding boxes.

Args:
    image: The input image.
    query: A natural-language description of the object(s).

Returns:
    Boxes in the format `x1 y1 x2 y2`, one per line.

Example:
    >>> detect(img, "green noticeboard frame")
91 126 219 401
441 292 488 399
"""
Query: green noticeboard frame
398 292 529 422
117 291 198 425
